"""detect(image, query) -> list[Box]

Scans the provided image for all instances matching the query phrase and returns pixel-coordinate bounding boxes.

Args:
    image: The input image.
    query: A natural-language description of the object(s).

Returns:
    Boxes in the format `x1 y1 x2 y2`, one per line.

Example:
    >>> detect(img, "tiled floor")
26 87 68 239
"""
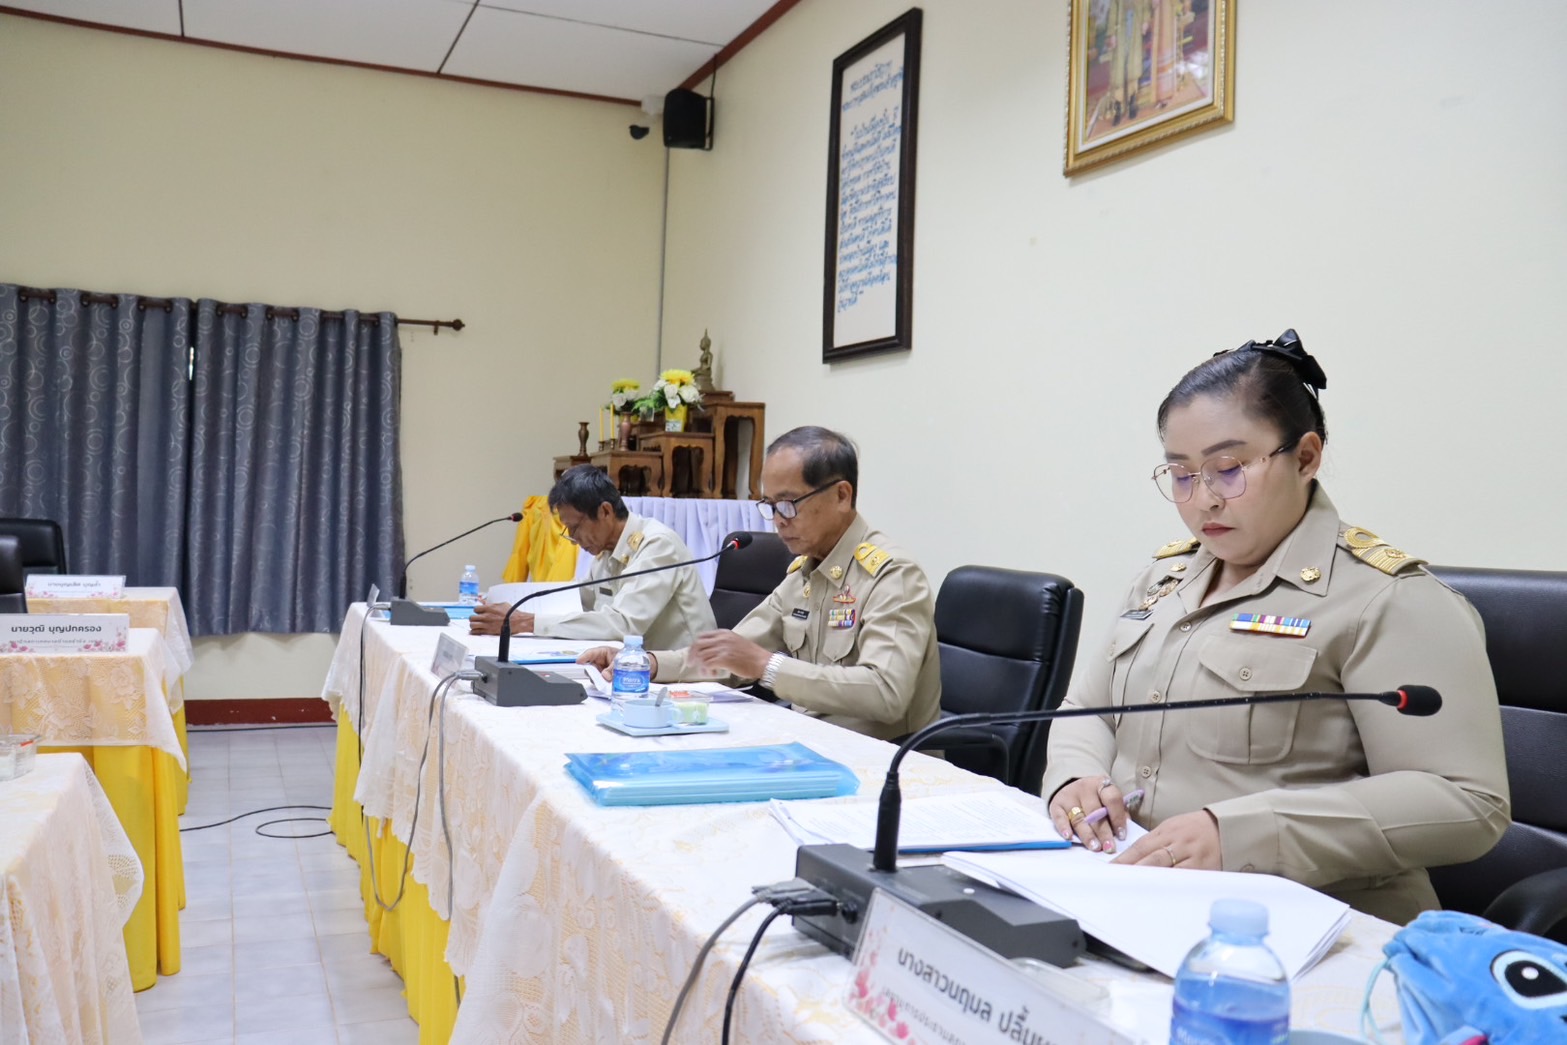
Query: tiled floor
134 724 421 1044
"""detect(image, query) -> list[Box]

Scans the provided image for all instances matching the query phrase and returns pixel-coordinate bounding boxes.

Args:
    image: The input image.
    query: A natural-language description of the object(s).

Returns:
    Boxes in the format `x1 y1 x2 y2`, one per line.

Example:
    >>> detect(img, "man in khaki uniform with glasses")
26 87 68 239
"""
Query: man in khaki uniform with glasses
579 426 942 740
469 465 715 649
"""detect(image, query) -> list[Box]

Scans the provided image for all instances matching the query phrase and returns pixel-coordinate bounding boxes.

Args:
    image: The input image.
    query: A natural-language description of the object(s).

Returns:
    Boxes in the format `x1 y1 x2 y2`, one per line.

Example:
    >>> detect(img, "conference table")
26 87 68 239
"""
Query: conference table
322 607 1407 1044
0 627 189 990
0 753 145 1044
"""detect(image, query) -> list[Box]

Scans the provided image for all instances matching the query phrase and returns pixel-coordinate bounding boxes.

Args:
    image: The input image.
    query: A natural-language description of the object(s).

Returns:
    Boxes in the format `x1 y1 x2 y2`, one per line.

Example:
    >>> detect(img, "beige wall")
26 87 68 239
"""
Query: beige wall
660 0 1567 645
0 15 666 698
6 5 1565 697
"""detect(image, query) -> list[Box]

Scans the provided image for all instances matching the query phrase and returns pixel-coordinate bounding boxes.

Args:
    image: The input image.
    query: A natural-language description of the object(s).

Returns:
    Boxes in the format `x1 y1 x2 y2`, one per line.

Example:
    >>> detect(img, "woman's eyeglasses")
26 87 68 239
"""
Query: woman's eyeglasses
1151 444 1292 503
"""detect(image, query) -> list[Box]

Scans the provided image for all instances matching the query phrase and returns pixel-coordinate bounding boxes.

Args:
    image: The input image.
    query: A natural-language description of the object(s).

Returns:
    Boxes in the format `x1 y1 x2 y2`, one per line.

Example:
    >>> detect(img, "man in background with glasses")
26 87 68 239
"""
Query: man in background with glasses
469 465 715 649
580 426 941 740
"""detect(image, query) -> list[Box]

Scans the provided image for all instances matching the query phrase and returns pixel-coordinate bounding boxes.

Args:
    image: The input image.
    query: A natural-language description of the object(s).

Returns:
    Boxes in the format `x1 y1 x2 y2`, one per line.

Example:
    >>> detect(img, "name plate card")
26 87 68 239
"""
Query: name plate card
849 891 1138 1045
24 574 127 599
431 632 473 678
0 614 131 653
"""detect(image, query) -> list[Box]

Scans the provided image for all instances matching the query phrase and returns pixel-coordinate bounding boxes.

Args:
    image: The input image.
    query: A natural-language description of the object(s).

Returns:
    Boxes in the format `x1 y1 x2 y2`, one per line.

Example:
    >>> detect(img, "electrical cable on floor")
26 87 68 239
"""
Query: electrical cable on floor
179 804 333 837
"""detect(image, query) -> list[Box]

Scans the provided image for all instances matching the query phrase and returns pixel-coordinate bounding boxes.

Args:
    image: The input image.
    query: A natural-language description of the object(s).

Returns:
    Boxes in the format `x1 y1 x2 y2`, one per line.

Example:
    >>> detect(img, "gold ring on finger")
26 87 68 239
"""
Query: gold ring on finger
1067 806 1086 825
1164 845 1178 867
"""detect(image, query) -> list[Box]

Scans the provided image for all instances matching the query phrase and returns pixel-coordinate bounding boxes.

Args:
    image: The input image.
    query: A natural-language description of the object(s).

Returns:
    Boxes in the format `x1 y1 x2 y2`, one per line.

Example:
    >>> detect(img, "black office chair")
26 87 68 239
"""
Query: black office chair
710 531 794 629
0 535 28 613
913 566 1083 791
0 517 68 575
1425 565 1567 942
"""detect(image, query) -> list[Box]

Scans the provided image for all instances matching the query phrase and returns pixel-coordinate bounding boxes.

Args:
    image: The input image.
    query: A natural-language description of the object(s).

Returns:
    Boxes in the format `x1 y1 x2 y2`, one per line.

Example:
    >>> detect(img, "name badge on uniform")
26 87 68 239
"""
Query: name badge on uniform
1120 608 1153 620
828 607 857 629
792 608 810 620
1230 612 1310 638
598 586 613 596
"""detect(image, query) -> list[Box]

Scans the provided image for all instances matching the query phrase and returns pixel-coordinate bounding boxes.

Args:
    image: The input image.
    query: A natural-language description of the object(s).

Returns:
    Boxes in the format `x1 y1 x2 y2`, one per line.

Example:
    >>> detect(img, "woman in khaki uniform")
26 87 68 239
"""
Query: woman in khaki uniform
1041 333 1510 924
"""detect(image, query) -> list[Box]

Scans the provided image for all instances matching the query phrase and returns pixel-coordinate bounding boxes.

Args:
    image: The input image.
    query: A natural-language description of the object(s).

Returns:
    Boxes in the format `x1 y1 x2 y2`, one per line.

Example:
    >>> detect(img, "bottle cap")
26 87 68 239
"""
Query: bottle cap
623 634 643 646
464 564 477 571
1209 899 1268 937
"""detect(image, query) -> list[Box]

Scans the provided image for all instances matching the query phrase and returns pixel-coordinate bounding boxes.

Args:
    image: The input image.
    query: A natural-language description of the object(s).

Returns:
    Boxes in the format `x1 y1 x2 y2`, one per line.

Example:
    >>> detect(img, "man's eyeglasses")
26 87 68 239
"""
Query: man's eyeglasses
558 515 592 544
1151 444 1293 503
757 479 843 520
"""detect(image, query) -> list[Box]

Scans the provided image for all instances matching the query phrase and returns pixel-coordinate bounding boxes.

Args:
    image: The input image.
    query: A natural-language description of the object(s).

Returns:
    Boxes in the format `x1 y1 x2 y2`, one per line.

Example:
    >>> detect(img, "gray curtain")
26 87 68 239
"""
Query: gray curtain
0 286 191 583
186 302 403 634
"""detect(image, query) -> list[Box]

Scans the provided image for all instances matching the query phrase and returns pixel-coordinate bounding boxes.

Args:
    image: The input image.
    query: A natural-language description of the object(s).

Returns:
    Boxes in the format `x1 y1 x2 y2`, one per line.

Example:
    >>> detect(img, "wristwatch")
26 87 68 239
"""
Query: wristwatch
760 651 786 691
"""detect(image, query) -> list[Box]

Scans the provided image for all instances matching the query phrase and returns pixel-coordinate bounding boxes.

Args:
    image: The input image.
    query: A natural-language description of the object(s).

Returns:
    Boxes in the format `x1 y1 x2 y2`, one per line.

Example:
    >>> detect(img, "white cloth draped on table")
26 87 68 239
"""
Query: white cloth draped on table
323 611 1409 1044
0 753 144 1045
619 497 773 592
0 630 186 769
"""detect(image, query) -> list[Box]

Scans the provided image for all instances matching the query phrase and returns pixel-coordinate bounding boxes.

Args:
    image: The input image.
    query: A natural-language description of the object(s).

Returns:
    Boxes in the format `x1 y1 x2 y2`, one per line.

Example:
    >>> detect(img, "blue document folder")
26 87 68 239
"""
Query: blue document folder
564 742 860 807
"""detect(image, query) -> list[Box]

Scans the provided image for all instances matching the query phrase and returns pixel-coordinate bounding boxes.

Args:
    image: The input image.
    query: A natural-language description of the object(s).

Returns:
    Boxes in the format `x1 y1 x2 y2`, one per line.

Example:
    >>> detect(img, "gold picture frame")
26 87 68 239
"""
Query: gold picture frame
1064 0 1235 175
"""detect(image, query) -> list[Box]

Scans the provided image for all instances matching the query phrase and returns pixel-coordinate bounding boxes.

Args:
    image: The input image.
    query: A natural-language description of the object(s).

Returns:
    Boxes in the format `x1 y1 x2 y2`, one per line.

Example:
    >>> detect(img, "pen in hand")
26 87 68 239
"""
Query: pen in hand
1084 788 1145 826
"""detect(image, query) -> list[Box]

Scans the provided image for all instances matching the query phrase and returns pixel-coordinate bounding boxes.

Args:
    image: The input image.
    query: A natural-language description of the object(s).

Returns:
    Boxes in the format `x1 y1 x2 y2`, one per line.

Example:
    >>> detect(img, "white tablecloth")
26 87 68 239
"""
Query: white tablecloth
323 615 1407 1043
0 629 186 768
26 587 196 678
0 753 143 1045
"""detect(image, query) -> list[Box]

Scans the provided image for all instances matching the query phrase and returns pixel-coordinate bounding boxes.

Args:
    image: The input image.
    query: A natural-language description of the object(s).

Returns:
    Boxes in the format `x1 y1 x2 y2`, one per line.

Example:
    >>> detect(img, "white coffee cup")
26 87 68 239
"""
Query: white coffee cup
620 699 677 729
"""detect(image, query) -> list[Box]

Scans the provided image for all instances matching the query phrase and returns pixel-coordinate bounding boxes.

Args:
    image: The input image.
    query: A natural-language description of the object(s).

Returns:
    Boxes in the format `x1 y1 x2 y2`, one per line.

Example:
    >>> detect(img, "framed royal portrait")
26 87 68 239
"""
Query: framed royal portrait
823 9 922 362
1064 0 1235 175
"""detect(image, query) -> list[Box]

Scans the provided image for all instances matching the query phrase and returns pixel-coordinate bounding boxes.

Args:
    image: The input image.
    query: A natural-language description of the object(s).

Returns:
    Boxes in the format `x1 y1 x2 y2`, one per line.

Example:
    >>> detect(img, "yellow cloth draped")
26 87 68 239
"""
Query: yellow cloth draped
500 494 577 583
330 715 460 1044
42 706 189 992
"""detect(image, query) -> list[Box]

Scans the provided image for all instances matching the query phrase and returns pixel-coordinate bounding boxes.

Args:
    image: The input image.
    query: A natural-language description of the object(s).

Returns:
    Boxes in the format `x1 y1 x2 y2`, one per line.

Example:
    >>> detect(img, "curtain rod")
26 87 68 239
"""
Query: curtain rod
15 287 464 335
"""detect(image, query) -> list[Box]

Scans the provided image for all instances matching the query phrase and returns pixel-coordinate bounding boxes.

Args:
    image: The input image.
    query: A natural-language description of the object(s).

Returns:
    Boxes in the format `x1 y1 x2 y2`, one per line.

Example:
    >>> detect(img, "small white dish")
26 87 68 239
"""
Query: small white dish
594 713 730 737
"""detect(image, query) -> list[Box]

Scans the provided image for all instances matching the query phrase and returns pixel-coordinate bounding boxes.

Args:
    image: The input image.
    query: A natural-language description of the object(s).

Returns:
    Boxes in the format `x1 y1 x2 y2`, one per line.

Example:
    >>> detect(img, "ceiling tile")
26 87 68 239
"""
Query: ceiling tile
444 6 719 100
476 0 778 47
2 0 181 35
182 0 470 72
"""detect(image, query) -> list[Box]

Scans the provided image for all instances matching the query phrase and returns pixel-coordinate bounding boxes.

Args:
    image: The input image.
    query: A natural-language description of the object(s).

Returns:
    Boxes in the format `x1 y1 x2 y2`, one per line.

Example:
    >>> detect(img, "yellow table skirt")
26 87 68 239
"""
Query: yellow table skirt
43 706 190 992
330 714 461 1045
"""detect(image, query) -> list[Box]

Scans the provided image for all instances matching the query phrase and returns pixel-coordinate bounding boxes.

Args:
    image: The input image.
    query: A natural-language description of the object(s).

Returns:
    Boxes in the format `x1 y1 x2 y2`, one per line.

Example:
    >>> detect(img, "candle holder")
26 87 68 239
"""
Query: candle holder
577 421 590 457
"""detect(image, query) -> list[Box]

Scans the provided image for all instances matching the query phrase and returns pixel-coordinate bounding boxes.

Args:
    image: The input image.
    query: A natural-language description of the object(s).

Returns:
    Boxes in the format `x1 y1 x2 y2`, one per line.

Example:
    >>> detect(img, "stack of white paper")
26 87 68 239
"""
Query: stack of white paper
941 849 1351 979
771 792 1076 854
483 582 587 618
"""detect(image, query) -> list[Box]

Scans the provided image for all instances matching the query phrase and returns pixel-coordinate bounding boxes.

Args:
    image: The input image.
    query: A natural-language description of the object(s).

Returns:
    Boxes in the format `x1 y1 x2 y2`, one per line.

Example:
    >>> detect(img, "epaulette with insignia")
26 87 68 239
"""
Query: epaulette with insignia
628 531 645 552
1340 526 1426 576
787 555 809 574
1153 537 1200 560
854 542 892 577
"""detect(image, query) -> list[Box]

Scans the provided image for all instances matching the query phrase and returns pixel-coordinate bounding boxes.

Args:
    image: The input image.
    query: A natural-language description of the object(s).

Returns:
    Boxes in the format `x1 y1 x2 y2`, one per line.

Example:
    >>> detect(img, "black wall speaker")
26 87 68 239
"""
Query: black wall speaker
663 88 712 150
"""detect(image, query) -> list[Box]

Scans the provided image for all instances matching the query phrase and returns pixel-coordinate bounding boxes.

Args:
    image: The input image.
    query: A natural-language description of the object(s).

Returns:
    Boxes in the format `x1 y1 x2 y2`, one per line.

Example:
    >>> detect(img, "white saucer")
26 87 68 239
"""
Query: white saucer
594 713 730 737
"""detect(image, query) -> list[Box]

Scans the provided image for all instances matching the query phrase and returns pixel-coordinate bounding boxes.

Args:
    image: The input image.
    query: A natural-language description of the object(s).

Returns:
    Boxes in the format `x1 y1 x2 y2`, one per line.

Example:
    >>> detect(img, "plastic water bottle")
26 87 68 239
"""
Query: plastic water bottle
1170 899 1291 1045
610 635 652 715
458 564 481 605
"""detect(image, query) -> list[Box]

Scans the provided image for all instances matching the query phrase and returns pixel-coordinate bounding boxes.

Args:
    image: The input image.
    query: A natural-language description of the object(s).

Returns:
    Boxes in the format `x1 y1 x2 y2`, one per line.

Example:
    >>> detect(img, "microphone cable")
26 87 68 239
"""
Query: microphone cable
660 880 838 1045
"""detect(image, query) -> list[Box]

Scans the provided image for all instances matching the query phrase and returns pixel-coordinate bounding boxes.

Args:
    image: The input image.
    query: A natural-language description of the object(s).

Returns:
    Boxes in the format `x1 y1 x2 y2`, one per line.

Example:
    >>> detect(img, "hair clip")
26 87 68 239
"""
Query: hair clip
1234 328 1327 395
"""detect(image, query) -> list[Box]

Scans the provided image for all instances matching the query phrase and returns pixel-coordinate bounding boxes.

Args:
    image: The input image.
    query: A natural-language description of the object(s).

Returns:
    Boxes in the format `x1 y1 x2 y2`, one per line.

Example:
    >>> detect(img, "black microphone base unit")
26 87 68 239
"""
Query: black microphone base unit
792 844 1085 966
471 656 590 707
388 599 452 627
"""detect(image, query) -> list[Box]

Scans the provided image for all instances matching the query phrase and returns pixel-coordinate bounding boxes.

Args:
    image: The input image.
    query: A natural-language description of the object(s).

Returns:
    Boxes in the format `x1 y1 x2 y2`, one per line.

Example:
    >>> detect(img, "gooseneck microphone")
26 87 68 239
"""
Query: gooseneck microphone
873 685 1439 872
473 531 754 706
398 512 524 598
791 685 1442 964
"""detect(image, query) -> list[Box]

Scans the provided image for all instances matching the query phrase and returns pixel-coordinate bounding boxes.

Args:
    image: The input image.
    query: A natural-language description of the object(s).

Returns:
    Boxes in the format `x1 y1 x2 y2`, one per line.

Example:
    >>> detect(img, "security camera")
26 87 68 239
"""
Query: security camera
629 125 650 140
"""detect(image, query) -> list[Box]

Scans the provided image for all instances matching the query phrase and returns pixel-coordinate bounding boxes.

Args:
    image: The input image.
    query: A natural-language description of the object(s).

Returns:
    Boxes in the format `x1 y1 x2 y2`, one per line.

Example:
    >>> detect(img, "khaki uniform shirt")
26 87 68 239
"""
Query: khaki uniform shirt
1041 488 1510 924
654 514 942 741
531 513 715 649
